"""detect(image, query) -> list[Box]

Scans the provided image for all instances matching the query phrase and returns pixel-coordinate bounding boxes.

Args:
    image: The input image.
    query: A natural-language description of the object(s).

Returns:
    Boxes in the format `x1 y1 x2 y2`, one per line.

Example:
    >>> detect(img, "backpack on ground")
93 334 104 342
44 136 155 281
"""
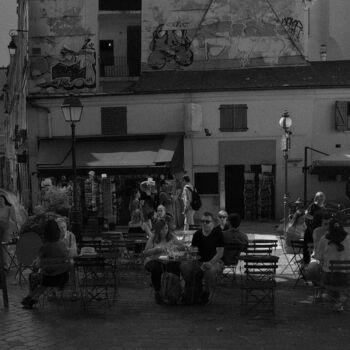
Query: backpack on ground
161 272 182 305
187 186 202 211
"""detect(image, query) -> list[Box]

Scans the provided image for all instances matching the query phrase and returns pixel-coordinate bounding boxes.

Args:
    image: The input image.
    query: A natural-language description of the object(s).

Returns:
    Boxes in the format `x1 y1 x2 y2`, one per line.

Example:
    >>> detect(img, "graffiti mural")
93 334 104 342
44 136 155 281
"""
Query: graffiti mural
148 24 193 69
30 39 96 91
143 0 307 70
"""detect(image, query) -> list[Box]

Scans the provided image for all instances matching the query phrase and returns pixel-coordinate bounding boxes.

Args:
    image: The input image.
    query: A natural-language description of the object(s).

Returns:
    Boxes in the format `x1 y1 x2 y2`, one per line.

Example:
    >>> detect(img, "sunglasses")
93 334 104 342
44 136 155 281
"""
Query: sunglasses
201 220 212 224
218 216 227 219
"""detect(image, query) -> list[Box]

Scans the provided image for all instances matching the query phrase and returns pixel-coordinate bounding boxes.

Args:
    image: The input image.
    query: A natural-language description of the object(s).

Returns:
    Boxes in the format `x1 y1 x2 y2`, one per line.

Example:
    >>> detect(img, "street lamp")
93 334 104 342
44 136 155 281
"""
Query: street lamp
61 95 83 241
279 110 292 234
7 29 28 57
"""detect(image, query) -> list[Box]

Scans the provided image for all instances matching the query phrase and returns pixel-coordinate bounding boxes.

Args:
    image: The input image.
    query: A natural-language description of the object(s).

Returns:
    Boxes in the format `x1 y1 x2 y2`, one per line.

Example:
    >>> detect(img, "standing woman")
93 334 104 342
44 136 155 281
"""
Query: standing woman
129 189 142 219
0 194 18 270
143 218 185 304
304 192 327 264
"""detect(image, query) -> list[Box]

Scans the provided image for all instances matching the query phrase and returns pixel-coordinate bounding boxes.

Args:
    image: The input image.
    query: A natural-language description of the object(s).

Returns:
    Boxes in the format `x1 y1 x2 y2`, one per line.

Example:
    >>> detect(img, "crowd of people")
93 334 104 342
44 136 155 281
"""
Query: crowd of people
283 191 350 311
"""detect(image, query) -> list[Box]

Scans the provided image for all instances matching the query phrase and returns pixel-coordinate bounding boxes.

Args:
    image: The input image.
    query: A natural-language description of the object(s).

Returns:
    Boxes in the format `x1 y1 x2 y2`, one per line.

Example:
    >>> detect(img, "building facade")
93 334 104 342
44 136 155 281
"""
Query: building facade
4 0 350 225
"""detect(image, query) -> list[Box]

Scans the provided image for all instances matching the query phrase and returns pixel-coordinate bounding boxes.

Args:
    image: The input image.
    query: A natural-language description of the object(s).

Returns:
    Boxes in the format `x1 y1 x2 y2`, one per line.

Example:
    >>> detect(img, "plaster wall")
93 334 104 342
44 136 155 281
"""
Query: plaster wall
142 0 307 71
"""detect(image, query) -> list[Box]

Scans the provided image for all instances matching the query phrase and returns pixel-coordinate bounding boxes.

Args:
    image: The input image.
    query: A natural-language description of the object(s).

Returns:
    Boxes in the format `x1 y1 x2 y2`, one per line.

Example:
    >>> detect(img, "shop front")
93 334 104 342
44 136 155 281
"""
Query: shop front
36 134 184 229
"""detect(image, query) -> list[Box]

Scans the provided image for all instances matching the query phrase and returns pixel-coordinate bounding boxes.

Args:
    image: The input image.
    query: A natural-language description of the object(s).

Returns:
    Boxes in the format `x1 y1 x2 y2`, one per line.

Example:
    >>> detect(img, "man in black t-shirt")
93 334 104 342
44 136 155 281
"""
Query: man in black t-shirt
180 212 224 304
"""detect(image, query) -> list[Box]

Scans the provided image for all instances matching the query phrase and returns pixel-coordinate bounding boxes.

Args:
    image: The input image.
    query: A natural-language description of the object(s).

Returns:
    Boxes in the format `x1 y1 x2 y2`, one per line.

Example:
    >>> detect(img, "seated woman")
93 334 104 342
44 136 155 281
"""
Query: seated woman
284 210 306 254
21 219 70 309
127 209 152 239
309 218 350 311
143 217 185 304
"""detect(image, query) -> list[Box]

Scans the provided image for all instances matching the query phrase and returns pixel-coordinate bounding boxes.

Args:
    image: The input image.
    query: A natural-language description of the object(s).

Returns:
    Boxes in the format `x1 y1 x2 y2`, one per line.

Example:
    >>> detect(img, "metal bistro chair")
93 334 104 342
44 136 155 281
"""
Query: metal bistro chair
240 254 279 314
15 232 43 286
321 260 350 309
74 255 112 309
221 242 248 284
290 239 307 288
246 239 278 256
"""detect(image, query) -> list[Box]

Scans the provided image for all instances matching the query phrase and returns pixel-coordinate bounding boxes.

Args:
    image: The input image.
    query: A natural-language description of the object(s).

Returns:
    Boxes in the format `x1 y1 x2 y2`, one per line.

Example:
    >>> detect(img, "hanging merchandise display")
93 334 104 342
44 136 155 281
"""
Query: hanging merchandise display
257 168 274 220
243 172 257 220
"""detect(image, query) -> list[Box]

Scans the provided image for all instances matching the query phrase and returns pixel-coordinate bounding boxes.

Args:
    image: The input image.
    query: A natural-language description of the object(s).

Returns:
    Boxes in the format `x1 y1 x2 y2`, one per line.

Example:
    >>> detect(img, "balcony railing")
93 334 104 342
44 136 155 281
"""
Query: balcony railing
100 56 140 78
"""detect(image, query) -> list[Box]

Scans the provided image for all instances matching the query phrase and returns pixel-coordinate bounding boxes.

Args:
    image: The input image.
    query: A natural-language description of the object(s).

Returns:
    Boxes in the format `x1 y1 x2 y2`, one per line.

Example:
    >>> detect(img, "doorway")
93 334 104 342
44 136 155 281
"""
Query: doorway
225 164 275 220
99 40 114 77
225 165 245 218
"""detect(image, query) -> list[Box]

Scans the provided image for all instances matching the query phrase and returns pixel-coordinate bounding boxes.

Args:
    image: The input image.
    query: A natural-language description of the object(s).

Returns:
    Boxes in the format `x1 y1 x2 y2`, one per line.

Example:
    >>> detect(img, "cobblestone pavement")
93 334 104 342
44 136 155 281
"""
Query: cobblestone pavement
1 222 350 350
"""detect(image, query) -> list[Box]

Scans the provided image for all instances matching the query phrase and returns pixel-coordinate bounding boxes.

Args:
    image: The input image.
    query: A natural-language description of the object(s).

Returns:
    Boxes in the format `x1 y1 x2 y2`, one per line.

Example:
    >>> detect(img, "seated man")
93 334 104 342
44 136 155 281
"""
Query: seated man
222 213 248 266
180 212 224 304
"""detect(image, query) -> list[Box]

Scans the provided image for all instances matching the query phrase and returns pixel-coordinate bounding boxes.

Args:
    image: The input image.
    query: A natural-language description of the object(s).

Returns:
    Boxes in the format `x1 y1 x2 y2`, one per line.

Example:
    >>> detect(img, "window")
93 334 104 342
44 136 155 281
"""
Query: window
219 104 248 132
194 172 219 195
335 101 350 131
101 107 127 135
99 0 141 11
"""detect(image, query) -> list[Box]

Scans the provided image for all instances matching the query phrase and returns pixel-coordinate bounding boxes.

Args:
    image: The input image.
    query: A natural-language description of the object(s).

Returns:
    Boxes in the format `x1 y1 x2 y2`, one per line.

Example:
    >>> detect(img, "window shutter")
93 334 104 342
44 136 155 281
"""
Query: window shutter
335 101 348 131
233 104 248 130
101 107 127 135
219 105 233 130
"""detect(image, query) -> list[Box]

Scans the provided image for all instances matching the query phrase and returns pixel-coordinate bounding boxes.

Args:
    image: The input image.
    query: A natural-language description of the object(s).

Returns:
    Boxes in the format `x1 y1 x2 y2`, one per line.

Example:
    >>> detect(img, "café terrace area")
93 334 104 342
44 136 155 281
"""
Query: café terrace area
1 221 350 350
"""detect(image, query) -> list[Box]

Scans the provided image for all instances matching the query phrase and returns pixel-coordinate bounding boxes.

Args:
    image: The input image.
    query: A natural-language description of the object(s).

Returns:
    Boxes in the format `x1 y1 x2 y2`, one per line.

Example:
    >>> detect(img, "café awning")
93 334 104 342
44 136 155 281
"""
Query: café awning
37 135 183 173
310 150 350 175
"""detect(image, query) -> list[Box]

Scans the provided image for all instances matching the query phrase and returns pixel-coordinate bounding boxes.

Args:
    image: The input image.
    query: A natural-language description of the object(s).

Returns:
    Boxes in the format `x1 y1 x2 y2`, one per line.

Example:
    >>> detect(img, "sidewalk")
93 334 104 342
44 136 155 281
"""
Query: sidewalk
1 224 350 350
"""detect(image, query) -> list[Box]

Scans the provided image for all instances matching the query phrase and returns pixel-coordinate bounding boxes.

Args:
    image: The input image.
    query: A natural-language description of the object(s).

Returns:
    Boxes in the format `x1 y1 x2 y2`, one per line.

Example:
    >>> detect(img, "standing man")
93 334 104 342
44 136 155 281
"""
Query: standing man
182 175 195 230
180 212 224 304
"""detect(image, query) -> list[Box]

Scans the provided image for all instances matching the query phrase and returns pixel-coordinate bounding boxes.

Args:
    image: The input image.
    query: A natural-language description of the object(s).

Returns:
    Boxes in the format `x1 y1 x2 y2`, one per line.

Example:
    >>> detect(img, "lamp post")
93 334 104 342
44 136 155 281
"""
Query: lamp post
61 95 83 240
7 29 28 57
279 110 292 234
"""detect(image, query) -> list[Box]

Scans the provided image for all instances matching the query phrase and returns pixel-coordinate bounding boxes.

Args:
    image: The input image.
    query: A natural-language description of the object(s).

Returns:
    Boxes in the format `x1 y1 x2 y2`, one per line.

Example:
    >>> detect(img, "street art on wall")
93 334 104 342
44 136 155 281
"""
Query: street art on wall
143 0 308 70
29 0 96 93
30 39 96 91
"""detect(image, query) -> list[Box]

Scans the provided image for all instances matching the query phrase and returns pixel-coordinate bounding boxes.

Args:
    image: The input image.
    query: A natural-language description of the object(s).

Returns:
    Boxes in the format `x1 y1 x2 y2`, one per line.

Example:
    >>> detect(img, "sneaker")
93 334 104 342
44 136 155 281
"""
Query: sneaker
154 291 164 305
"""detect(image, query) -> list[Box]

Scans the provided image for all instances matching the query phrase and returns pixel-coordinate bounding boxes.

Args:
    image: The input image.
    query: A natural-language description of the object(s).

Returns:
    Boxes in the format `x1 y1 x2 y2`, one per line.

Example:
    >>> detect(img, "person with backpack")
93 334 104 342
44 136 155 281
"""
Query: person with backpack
143 217 185 304
181 175 201 230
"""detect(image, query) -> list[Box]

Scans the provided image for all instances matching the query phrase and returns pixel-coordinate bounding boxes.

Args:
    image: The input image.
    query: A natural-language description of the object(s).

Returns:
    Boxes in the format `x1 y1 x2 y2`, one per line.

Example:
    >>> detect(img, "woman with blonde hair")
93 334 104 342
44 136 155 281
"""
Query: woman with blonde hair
285 210 306 253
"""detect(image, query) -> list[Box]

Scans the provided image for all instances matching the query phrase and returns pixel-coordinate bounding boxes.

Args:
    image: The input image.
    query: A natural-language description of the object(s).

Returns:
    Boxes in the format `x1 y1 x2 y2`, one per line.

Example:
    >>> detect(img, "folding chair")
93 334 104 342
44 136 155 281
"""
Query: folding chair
15 232 43 286
75 255 112 309
290 240 307 288
278 234 298 277
322 260 350 310
246 239 278 256
240 255 279 314
221 243 247 284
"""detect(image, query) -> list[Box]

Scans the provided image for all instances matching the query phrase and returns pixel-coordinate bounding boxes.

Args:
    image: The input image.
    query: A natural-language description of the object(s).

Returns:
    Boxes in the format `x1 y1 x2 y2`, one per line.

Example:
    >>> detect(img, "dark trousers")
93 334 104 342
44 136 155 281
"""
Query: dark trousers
303 227 314 264
145 260 180 291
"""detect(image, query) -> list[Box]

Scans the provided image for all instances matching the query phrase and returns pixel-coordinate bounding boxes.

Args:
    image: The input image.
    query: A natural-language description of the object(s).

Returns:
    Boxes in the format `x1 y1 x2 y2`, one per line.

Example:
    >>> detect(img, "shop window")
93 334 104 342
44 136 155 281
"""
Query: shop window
101 107 127 135
219 104 248 132
194 172 219 195
99 0 141 11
